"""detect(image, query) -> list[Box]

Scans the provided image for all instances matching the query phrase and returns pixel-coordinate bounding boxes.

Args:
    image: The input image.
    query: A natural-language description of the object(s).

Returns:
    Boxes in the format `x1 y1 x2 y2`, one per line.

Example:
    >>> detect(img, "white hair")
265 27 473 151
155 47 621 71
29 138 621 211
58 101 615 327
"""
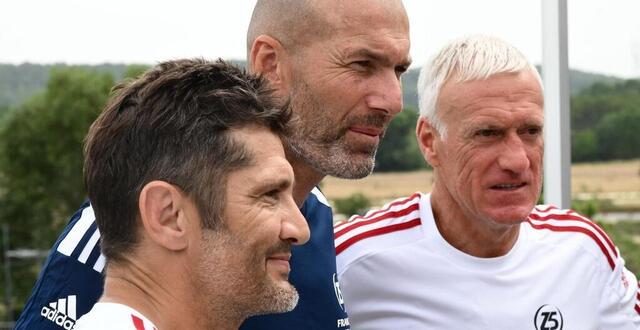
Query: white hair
417 35 542 139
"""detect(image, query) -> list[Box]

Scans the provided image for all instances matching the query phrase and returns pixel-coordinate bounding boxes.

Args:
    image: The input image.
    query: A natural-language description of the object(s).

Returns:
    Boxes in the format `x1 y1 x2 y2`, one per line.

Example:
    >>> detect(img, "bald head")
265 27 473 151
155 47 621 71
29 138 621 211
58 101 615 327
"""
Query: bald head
247 0 329 58
247 0 408 60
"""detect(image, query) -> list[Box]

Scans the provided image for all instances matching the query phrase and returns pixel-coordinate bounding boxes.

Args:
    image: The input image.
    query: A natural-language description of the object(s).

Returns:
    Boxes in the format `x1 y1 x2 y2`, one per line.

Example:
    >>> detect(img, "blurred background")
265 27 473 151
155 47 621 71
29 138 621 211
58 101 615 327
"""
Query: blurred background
1 0 639 326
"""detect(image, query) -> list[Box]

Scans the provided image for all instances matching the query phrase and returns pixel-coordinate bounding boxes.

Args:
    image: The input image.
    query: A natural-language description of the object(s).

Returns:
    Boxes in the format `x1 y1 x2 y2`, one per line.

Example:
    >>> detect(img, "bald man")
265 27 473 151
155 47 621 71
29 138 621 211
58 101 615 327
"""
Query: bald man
16 1 411 329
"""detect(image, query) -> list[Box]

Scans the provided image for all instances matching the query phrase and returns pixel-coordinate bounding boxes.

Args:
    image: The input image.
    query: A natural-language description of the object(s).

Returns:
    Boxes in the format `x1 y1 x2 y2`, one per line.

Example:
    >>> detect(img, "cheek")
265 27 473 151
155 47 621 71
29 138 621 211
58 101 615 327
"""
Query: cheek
451 145 484 185
531 144 544 164
530 147 544 181
319 78 365 114
241 213 282 246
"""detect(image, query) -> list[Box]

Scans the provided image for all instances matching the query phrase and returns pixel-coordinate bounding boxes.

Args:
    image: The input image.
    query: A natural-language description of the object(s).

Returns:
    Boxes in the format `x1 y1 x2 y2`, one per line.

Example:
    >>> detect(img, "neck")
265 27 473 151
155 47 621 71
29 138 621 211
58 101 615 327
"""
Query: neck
101 258 243 330
286 150 325 207
429 186 520 258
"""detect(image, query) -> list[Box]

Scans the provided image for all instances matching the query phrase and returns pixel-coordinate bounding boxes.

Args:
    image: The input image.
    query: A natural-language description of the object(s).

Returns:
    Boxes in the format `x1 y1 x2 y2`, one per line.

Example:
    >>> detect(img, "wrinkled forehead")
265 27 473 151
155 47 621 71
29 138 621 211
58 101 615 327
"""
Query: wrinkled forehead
439 70 544 120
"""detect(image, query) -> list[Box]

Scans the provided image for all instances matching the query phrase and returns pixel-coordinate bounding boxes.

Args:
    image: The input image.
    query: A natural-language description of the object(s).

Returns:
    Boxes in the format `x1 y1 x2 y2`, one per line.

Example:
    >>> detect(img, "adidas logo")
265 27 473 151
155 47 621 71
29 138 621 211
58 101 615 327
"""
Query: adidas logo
40 295 77 329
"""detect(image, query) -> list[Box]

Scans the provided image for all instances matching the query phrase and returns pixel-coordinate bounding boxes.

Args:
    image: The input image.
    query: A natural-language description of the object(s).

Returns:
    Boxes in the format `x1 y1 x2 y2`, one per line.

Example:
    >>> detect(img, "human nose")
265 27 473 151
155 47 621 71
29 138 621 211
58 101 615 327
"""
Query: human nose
280 197 310 245
365 70 403 116
497 133 530 174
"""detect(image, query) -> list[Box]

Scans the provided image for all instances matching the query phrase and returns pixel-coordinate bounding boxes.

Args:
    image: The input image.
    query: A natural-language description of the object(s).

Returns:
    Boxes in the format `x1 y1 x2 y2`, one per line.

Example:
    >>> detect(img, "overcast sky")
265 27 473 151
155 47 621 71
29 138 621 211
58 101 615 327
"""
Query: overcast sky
1 0 639 78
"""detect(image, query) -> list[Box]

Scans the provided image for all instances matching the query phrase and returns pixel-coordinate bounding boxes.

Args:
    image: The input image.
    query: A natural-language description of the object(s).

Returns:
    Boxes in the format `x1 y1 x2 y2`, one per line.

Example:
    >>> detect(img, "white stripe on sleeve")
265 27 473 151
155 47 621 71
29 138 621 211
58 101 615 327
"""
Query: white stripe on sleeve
57 206 96 256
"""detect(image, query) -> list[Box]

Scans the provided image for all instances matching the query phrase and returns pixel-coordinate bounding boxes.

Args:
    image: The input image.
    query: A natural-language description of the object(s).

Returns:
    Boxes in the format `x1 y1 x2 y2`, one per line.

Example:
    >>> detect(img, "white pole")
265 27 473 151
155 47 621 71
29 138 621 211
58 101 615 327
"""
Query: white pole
541 0 572 208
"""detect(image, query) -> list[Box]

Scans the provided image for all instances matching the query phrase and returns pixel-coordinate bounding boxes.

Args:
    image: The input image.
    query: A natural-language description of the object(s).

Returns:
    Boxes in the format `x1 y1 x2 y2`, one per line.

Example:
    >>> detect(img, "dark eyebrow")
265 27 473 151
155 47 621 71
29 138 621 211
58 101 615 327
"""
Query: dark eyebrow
254 175 293 193
346 48 412 69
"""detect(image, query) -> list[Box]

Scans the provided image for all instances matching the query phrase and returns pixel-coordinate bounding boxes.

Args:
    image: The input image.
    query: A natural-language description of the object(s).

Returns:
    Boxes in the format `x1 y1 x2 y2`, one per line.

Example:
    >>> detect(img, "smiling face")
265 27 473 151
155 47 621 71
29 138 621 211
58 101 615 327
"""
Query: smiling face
283 0 411 178
426 70 544 229
192 126 309 318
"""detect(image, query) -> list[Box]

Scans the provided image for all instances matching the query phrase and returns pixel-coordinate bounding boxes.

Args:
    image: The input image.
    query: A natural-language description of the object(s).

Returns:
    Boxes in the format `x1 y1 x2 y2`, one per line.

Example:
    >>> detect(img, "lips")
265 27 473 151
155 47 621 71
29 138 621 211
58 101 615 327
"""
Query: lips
268 253 291 262
349 127 383 137
267 253 292 274
490 182 527 190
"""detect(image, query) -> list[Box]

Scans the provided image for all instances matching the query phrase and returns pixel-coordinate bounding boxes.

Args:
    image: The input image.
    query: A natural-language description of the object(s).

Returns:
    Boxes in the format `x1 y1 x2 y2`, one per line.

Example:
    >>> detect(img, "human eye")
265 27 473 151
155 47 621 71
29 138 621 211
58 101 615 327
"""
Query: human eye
518 125 543 139
395 64 409 78
349 60 372 72
263 189 281 203
474 129 501 138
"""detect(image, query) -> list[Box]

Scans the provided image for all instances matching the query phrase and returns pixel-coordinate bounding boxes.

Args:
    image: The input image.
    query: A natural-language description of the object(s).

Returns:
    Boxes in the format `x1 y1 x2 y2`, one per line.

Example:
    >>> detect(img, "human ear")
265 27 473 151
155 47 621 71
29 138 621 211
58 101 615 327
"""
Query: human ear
416 117 441 167
249 35 290 93
138 181 189 251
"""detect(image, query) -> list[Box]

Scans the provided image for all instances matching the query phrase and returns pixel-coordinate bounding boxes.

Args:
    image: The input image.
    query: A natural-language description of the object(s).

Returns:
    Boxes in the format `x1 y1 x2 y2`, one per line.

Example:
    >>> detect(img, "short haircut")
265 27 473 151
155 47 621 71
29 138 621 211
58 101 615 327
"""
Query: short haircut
84 58 290 261
246 0 332 60
417 35 541 138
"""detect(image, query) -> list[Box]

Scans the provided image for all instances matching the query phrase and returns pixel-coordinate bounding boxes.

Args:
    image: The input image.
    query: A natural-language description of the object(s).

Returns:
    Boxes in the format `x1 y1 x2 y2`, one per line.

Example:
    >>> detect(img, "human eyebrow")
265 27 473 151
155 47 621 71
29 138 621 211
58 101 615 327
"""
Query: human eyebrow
253 175 293 195
517 122 544 135
463 122 504 139
346 49 411 75
346 48 386 62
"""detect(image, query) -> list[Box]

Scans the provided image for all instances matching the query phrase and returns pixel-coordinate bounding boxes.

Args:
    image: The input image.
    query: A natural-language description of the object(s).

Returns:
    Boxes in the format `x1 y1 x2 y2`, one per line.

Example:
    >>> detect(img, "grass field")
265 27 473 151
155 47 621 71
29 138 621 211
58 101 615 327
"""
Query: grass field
322 159 640 208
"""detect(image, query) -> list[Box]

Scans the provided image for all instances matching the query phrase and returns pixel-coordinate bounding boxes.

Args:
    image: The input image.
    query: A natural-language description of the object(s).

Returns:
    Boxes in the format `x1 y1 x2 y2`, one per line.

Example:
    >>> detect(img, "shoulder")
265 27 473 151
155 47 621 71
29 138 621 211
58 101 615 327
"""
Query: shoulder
525 205 619 271
308 187 331 207
334 193 424 269
54 202 106 273
14 202 105 330
300 187 334 229
301 187 332 217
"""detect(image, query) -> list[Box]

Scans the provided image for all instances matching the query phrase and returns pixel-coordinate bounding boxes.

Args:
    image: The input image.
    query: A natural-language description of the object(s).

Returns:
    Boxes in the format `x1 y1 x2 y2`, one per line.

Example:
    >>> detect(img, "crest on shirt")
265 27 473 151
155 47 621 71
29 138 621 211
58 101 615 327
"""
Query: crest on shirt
534 304 563 330
332 273 345 311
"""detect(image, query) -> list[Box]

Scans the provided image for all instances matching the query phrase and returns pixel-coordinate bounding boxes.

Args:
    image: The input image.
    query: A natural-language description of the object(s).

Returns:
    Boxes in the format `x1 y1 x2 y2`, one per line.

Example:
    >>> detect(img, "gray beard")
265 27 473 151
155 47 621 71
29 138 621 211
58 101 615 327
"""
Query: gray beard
284 131 375 179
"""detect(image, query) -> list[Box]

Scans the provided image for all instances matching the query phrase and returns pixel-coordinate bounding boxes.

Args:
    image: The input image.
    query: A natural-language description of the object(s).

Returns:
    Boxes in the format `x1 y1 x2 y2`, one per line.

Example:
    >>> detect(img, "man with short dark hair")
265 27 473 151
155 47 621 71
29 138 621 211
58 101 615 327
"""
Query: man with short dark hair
17 1 411 328
72 58 309 329
335 35 640 329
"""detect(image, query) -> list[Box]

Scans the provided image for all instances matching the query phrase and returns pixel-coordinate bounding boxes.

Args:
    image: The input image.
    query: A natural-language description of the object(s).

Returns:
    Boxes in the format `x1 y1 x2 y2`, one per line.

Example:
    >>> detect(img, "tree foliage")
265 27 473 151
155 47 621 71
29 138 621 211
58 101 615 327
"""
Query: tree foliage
0 68 114 313
333 193 372 216
375 108 427 172
571 79 640 162
0 68 113 247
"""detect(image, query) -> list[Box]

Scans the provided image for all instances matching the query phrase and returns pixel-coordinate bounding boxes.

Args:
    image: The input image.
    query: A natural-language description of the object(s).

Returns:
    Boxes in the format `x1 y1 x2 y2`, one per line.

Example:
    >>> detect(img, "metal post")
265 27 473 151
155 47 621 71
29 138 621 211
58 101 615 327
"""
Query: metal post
2 224 12 323
541 0 572 208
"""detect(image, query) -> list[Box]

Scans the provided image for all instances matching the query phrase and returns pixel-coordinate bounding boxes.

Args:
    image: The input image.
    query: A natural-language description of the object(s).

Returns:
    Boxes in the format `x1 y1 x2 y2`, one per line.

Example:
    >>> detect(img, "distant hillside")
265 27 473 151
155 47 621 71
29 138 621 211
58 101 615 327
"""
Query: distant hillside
0 62 626 113
400 66 624 111
0 61 246 113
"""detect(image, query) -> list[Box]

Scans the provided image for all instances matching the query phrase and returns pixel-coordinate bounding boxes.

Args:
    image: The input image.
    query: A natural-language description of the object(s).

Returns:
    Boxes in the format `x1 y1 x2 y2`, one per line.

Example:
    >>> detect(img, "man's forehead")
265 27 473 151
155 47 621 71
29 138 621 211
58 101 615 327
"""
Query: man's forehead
441 73 543 106
320 0 408 30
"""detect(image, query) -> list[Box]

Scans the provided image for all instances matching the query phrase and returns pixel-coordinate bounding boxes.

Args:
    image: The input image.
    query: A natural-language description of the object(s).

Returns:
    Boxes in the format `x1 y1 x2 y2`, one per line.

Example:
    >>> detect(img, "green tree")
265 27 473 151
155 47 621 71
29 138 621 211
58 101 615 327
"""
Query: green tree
375 108 427 172
595 107 640 160
0 105 8 120
124 64 151 79
571 129 598 162
334 193 371 216
570 79 640 162
0 68 114 312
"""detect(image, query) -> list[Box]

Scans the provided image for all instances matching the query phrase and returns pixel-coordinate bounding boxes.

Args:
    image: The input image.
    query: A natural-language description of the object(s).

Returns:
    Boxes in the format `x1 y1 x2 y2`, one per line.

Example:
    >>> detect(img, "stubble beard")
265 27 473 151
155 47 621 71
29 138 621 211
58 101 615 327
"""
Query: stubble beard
284 83 381 179
195 232 300 323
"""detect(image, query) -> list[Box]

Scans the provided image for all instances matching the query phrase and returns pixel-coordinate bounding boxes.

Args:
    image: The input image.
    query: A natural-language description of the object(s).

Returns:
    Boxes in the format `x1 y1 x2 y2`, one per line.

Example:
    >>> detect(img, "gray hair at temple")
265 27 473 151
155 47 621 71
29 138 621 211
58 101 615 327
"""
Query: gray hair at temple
417 35 542 139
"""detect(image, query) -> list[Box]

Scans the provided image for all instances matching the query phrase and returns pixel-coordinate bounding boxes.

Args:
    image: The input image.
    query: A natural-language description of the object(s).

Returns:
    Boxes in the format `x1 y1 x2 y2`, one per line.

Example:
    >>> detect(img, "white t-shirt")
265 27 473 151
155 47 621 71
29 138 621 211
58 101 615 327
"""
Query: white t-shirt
74 302 158 330
335 193 640 329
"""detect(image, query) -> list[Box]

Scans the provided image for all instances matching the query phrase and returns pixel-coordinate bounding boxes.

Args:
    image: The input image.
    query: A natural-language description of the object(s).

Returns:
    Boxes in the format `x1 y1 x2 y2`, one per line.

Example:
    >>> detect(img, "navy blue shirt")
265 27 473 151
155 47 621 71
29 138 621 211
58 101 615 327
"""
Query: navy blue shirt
15 188 349 329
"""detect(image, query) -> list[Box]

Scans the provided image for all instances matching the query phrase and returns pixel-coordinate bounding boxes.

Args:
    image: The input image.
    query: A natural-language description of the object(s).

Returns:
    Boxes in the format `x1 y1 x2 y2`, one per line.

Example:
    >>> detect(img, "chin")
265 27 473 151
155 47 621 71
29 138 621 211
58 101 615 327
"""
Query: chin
253 281 299 315
486 207 533 225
